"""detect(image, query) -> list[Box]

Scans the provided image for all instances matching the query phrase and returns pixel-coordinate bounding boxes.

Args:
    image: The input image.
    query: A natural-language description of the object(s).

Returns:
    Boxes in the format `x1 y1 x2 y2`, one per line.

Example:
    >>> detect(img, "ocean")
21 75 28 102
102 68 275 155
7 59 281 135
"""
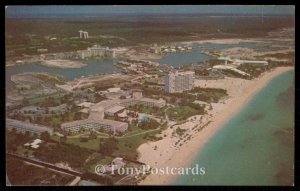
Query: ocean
174 69 294 185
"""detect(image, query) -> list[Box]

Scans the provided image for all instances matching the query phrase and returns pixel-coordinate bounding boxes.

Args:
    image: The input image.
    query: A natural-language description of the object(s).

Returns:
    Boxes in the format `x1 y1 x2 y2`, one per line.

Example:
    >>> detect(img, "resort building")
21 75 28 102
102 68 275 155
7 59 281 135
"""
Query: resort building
79 30 89 39
165 71 195 93
6 118 54 136
105 105 126 116
61 91 165 135
150 44 161 54
119 97 166 108
61 118 128 135
80 45 115 59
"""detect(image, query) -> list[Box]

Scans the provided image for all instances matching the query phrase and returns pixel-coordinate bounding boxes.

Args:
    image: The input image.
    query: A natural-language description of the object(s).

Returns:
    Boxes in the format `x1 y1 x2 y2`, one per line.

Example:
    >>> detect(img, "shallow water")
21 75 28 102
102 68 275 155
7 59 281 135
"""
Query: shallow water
173 70 294 185
6 41 275 88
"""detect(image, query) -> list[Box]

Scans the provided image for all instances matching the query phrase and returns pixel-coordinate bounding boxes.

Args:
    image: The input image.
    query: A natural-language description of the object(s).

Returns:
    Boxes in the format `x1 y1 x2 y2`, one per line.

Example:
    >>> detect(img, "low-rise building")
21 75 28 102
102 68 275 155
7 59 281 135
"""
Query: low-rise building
117 90 166 108
62 91 165 135
80 45 115 59
138 98 166 108
105 105 125 116
6 118 54 136
61 118 128 135
150 44 161 54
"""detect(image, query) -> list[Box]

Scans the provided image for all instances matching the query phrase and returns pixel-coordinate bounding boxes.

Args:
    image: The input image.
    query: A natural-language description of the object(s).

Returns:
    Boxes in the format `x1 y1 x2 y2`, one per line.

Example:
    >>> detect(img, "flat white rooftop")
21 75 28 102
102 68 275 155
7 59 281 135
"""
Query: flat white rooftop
6 118 53 134
105 105 125 114
61 118 127 128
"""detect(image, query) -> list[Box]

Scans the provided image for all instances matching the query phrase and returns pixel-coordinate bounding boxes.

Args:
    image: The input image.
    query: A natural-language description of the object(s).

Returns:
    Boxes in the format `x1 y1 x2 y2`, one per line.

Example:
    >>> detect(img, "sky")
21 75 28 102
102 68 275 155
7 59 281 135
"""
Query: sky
6 5 295 18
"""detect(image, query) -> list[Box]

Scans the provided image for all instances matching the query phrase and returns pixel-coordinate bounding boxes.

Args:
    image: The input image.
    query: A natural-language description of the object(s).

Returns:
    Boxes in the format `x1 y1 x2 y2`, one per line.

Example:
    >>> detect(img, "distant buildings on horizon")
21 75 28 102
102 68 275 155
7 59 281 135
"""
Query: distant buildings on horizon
79 30 89 39
80 45 115 59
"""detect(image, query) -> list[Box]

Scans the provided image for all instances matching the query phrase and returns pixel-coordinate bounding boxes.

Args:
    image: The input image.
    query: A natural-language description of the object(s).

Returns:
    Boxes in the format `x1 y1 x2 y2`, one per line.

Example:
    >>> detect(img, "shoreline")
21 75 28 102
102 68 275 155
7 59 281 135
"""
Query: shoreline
137 66 294 185
40 59 87 69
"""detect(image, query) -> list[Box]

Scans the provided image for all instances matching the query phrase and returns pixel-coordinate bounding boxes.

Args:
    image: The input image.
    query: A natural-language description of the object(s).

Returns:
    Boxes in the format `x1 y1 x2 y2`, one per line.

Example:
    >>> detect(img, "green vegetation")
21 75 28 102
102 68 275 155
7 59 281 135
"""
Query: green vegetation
114 129 161 160
34 142 93 169
6 16 294 60
6 129 33 153
255 51 295 60
139 118 160 130
144 67 160 75
175 127 187 137
128 104 162 116
6 158 74 185
35 73 66 85
40 131 50 142
166 106 204 121
141 86 163 97
99 137 118 155
64 137 100 151
191 87 228 103
237 60 294 79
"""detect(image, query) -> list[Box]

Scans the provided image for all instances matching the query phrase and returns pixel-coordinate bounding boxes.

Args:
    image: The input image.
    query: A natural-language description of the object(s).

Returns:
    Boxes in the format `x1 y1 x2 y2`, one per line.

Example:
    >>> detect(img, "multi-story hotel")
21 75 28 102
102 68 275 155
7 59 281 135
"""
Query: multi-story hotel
61 119 128 135
164 71 195 93
6 118 54 136
62 91 165 135
80 45 115 59
119 97 166 108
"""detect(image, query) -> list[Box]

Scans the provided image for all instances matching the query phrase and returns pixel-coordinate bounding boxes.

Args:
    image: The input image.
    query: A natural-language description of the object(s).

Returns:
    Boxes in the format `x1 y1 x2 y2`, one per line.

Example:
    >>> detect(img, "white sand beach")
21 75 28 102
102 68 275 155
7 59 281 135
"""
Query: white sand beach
137 66 294 185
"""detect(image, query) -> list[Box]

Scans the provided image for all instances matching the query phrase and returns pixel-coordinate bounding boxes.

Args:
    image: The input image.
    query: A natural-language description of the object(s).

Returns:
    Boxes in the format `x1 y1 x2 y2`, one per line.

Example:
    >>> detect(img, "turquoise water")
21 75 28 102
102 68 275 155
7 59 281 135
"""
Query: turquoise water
139 115 150 122
174 70 294 185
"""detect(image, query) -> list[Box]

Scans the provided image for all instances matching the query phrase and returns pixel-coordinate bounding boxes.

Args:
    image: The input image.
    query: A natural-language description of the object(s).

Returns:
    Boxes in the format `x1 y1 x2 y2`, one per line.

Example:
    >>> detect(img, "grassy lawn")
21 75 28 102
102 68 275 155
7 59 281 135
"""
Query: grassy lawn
7 158 74 186
114 129 161 160
95 131 110 137
142 106 157 114
16 146 34 157
50 135 100 151
50 127 162 162
28 92 64 105
128 105 156 114
166 106 201 121
86 155 114 173
128 105 165 116
66 137 100 151
50 135 60 142
126 124 151 135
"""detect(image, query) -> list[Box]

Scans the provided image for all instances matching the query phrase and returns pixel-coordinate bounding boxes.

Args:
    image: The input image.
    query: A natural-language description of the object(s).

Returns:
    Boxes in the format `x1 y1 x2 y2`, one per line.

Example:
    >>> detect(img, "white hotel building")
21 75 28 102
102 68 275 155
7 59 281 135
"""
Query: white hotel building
80 45 115 59
6 118 54 136
61 119 128 135
165 71 195 93
61 91 165 135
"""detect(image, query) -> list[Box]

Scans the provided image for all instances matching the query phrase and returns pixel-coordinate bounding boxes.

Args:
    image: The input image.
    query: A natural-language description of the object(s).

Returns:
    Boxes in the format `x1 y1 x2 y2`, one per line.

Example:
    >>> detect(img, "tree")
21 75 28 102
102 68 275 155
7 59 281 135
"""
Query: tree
45 107 49 114
24 131 31 138
74 112 82 120
89 131 97 139
139 118 160 130
40 131 50 142
11 128 17 134
120 95 126 99
170 97 176 104
22 98 29 105
99 137 118 155
60 135 67 144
